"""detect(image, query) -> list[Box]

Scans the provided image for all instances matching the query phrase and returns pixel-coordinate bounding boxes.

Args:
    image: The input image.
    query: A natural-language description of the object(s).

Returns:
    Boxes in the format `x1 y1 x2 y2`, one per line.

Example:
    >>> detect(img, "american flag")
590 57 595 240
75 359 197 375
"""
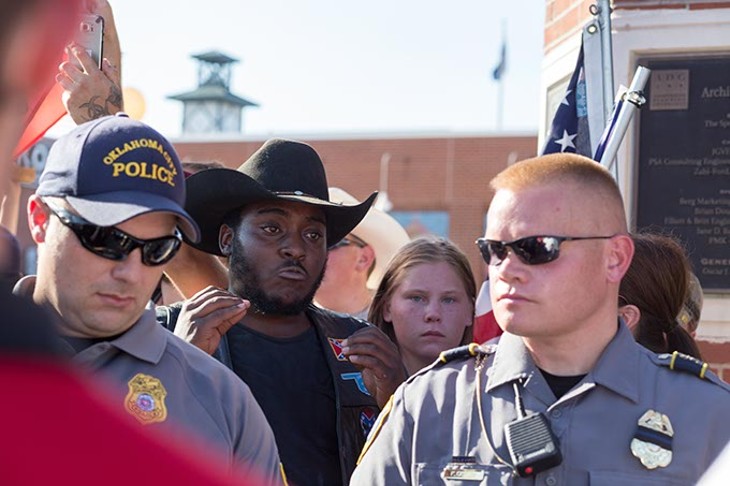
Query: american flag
541 46 593 157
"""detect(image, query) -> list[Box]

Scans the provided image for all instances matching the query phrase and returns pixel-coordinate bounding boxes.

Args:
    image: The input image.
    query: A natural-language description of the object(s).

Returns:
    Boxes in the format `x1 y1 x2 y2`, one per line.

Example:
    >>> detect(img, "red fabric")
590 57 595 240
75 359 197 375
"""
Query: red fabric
14 83 66 157
12 0 82 157
473 279 503 344
0 358 264 485
474 310 502 344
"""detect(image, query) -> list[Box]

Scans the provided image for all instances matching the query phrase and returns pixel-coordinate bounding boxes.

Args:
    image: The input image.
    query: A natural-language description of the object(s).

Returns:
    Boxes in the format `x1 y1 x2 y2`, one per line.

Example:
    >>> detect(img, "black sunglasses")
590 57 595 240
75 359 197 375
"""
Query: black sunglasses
476 235 614 266
329 234 368 251
45 199 182 267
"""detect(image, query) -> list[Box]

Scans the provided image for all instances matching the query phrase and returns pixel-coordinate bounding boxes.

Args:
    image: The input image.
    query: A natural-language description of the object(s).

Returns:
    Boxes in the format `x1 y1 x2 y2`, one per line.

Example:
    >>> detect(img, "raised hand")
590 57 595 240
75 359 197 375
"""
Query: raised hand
342 326 407 408
173 286 249 355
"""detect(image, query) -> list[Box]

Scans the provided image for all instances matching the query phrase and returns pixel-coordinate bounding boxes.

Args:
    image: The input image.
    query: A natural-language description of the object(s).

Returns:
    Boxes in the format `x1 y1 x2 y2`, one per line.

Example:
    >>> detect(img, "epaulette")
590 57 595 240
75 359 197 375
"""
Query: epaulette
436 342 495 367
661 351 709 379
358 343 496 465
654 351 730 393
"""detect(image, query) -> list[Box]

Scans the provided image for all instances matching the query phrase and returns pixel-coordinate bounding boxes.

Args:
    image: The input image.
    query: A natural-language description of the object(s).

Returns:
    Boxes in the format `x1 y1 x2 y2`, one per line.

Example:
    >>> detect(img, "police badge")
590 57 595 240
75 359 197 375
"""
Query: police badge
124 373 168 425
630 409 674 469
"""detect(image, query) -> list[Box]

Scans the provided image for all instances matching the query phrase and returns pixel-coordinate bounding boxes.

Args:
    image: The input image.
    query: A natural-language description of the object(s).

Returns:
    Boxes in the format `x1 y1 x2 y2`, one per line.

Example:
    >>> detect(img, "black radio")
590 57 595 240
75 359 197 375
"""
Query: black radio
504 411 563 477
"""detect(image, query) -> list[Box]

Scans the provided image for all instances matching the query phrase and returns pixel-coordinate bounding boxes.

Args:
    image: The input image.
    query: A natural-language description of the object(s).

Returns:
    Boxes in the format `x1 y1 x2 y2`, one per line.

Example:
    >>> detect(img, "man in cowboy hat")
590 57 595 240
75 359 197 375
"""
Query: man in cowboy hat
172 138 407 486
315 187 410 319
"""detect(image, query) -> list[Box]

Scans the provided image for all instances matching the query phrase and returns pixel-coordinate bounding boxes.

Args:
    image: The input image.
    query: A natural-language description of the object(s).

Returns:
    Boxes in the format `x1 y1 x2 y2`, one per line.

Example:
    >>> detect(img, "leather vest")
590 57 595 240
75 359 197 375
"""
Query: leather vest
157 303 380 485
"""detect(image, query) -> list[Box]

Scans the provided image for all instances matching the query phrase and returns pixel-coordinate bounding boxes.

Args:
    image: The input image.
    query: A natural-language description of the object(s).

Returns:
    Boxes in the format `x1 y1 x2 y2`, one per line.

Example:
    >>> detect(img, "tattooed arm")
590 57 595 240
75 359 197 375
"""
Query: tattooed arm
57 48 123 124
57 0 124 124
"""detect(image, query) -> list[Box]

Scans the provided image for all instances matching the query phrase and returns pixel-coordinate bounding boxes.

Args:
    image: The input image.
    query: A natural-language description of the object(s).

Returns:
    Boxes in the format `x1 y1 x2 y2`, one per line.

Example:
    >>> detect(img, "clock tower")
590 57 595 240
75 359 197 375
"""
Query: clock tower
168 51 257 135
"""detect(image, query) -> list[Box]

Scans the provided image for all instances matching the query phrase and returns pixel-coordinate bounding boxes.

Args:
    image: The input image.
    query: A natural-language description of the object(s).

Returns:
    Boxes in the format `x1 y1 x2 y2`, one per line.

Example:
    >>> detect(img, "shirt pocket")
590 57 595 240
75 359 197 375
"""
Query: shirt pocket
590 469 691 485
416 463 514 486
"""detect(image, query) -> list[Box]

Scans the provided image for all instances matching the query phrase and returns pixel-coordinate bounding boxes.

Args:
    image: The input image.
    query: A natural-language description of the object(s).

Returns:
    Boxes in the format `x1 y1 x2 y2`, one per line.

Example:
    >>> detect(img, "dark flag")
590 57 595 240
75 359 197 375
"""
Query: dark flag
541 45 593 157
492 40 507 81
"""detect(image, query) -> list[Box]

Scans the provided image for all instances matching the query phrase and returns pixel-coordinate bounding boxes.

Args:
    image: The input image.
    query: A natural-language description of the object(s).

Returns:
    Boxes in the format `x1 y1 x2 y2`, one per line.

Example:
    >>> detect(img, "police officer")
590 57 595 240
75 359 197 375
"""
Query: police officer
351 153 730 485
16 114 282 483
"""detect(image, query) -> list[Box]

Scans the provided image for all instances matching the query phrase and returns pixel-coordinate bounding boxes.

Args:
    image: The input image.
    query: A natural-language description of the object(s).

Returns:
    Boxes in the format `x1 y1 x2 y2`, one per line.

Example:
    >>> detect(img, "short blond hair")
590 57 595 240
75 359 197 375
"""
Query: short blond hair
490 153 627 231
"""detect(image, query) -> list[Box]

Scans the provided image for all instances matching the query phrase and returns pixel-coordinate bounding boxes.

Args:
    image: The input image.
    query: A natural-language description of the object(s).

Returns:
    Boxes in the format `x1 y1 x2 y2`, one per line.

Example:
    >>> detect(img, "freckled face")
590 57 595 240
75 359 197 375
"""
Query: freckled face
384 262 473 372
486 184 616 340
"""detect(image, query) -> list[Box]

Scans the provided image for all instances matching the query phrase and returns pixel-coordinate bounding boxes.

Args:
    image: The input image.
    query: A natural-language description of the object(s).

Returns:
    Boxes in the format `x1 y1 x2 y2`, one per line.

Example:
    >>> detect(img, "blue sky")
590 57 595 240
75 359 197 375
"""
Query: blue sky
70 1 546 138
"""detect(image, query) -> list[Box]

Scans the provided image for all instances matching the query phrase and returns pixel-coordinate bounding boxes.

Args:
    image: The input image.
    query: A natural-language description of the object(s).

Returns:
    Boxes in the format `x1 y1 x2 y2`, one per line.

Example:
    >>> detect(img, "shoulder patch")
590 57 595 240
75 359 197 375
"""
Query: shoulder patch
357 395 393 465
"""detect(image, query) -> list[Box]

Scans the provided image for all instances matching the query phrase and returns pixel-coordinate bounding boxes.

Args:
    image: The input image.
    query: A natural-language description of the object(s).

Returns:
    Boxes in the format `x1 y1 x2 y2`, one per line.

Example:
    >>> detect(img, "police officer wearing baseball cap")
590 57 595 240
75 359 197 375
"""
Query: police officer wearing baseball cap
16 114 282 482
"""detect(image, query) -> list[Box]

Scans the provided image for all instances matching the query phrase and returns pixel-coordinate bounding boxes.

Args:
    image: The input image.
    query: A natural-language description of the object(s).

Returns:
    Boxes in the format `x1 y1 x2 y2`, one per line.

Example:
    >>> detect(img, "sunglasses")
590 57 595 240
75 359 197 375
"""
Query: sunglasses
476 235 614 266
329 234 368 251
45 199 182 267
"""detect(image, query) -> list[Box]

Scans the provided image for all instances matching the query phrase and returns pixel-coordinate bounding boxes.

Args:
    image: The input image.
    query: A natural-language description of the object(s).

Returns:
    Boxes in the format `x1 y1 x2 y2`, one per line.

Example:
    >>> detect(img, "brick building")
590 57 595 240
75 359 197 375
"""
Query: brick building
542 0 730 375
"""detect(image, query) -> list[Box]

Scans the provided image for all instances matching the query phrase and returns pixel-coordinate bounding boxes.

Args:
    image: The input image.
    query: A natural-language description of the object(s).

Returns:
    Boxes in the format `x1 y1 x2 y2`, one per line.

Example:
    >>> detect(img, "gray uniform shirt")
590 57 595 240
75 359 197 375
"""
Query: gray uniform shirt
15 276 281 483
352 322 730 485
74 308 282 478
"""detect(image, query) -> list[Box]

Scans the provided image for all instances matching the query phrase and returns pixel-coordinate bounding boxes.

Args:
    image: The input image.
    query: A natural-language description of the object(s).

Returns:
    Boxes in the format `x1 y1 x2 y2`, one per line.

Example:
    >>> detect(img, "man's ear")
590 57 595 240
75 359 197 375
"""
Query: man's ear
356 244 376 272
219 224 234 256
606 234 634 283
619 304 641 331
27 195 50 243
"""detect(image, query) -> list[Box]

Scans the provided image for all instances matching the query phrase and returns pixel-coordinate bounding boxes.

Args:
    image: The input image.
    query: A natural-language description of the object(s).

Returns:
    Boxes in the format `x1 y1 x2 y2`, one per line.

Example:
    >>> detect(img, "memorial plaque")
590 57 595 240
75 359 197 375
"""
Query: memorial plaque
637 56 730 291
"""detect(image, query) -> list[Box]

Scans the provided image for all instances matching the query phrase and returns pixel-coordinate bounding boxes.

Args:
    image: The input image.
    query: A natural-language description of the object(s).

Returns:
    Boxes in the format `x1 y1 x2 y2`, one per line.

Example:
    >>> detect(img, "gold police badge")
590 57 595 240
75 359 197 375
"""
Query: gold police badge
124 373 168 425
631 409 674 469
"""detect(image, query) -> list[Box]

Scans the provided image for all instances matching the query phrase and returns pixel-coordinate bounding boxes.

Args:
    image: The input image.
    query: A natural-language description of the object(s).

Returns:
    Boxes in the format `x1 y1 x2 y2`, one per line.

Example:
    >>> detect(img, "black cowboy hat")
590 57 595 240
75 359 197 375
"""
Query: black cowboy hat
185 138 377 255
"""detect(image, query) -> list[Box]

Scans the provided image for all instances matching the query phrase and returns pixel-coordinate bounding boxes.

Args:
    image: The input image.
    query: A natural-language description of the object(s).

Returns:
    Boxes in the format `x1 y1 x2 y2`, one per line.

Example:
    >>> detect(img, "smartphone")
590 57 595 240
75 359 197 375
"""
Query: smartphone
74 14 104 68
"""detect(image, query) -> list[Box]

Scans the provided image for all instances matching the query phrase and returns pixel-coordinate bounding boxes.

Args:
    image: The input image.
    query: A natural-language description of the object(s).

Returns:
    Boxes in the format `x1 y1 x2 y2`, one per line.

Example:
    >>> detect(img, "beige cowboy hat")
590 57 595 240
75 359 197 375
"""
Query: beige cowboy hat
329 187 410 290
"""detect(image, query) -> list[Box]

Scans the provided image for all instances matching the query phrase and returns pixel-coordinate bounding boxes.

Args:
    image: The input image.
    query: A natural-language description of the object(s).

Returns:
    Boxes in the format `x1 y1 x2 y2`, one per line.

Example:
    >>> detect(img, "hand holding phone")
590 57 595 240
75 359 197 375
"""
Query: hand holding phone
74 14 104 69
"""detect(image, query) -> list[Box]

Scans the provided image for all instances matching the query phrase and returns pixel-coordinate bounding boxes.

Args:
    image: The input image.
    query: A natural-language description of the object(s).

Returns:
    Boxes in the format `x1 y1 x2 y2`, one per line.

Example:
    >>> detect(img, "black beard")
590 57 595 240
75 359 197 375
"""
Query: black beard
228 237 325 316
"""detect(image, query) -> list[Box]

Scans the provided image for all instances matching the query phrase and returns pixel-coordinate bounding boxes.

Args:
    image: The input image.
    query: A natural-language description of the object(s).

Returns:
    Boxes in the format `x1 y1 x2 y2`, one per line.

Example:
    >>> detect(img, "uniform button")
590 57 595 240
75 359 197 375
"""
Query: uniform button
550 409 562 419
545 475 557 485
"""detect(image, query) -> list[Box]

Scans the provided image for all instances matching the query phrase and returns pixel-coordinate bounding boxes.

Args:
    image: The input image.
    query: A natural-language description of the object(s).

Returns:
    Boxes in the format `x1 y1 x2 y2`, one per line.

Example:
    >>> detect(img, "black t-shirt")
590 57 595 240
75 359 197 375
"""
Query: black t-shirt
539 368 586 399
227 323 342 486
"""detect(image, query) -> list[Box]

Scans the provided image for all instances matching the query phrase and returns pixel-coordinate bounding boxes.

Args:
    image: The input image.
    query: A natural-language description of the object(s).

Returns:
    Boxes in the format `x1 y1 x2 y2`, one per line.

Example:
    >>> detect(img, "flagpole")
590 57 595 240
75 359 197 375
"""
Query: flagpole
597 66 651 170
592 0 617 178
497 77 504 131
594 0 614 124
496 19 507 131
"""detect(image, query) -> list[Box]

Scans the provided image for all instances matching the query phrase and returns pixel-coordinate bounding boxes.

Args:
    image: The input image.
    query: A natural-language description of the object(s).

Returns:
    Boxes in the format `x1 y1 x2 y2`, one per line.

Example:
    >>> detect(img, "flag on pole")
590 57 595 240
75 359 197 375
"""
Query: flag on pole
11 0 82 158
542 20 611 159
492 40 507 81
13 83 67 158
541 47 593 157
473 278 502 344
